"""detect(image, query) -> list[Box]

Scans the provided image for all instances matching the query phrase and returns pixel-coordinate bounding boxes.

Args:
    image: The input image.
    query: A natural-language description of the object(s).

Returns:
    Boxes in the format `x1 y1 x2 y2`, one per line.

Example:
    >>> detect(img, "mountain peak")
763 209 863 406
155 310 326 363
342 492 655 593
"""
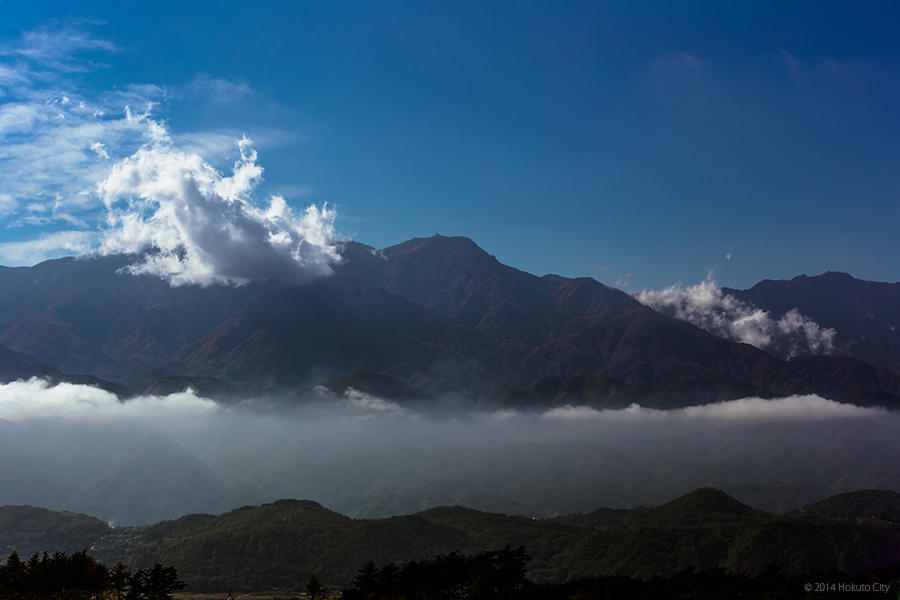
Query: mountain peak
383 234 493 261
789 271 856 283
634 488 765 527
815 271 856 281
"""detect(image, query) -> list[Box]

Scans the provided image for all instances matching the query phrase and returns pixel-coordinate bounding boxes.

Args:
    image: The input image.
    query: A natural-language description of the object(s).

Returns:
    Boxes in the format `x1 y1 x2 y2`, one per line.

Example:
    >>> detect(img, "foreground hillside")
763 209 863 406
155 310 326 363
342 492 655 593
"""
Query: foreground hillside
4 488 900 592
0 506 110 558
0 236 899 408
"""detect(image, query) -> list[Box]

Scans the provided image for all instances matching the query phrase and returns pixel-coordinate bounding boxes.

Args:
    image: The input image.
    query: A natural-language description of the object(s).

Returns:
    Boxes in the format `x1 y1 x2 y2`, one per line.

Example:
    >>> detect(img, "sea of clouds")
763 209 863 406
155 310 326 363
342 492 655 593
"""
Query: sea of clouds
1 377 897 523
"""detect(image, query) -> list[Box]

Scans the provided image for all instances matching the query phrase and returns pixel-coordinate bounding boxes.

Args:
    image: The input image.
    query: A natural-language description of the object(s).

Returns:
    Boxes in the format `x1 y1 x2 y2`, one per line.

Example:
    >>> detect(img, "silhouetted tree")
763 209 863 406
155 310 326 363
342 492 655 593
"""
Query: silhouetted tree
0 550 188 600
306 575 324 600
130 563 185 600
342 548 531 600
353 561 378 596
110 562 132 600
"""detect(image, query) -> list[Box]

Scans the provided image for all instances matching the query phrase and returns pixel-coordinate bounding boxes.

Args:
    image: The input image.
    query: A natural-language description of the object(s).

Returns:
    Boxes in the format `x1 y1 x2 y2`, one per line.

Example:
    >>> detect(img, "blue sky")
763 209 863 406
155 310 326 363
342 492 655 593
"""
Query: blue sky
0 1 898 290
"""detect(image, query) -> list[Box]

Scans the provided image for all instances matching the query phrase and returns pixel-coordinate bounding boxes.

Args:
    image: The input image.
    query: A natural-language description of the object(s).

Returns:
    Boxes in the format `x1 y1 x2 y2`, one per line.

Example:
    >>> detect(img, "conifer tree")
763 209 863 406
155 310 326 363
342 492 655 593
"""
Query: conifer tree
305 575 324 600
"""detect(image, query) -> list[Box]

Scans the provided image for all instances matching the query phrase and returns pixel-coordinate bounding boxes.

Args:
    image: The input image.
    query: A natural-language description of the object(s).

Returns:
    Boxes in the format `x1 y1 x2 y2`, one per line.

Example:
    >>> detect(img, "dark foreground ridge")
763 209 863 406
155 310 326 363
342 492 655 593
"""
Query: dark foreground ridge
3 488 900 592
0 236 899 409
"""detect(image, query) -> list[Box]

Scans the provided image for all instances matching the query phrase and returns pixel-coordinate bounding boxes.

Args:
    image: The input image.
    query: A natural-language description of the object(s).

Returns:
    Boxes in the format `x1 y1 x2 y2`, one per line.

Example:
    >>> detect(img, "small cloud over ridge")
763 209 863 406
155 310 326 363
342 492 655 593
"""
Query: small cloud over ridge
635 273 836 355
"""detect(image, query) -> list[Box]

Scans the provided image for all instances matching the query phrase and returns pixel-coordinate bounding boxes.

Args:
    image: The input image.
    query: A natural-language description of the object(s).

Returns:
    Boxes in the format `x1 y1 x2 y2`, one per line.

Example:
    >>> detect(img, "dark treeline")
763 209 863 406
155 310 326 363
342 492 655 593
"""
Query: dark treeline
5 545 900 599
342 546 529 600
0 550 184 600
340 548 900 600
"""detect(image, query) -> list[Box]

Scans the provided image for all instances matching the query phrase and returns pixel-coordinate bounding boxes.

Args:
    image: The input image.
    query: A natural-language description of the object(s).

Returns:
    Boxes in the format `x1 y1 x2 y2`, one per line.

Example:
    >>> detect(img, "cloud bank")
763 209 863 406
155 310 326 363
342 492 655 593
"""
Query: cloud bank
0 377 880 425
1 378 897 522
0 378 217 422
636 274 836 355
541 395 878 422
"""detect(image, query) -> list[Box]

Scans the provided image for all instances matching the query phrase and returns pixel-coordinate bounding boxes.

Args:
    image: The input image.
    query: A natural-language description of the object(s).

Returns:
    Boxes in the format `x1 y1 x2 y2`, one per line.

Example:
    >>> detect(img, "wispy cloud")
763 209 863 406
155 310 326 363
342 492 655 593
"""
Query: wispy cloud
636 273 836 355
187 74 253 104
2 22 116 72
614 272 633 290
0 193 15 216
0 22 153 231
0 230 95 265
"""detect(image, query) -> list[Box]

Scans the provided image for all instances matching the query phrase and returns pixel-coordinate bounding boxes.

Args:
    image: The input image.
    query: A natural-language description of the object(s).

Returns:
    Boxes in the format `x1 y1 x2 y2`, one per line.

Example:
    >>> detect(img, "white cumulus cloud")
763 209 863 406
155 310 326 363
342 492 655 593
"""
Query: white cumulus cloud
636 273 836 355
98 126 341 286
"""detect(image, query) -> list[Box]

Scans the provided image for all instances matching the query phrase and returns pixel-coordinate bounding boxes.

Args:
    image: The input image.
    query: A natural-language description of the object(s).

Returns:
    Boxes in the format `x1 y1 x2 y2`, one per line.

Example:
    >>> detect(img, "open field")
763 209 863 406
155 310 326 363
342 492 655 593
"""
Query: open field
174 594 308 600
175 593 339 600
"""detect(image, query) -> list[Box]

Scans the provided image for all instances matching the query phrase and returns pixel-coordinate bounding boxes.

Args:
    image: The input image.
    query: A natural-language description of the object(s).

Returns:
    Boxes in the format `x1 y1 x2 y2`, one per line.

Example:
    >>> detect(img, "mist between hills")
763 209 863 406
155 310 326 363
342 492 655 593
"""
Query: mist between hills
1 377 898 524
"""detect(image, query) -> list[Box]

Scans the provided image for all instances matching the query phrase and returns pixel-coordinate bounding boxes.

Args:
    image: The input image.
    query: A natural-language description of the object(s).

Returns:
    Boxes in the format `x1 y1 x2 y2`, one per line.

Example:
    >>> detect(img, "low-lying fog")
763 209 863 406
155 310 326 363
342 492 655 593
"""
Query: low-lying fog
1 378 898 525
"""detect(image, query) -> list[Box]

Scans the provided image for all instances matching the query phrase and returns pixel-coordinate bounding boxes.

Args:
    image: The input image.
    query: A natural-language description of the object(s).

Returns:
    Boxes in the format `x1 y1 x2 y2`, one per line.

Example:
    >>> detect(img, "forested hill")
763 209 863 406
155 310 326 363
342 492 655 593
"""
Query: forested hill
3 488 900 592
0 505 110 558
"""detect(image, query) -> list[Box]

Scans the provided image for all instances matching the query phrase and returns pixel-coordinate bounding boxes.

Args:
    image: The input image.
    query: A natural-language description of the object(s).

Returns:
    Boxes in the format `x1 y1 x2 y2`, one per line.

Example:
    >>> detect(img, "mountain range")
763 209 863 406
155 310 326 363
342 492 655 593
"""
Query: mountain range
724 271 900 373
0 234 898 408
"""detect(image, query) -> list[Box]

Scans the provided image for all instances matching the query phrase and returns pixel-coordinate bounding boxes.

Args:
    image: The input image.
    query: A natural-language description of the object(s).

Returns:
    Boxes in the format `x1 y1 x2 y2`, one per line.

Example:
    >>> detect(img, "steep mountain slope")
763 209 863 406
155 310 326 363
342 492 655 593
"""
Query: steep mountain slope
369 237 900 407
381 236 639 357
0 341 127 394
725 272 900 373
179 276 494 391
0 342 58 382
0 255 277 383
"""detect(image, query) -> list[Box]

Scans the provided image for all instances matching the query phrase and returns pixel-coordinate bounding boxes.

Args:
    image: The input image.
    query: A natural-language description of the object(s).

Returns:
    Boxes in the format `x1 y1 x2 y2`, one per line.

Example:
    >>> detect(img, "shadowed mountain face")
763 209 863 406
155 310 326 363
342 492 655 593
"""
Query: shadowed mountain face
0 341 127 395
725 272 900 373
0 256 278 381
179 276 491 391
0 237 898 407
0 342 57 382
